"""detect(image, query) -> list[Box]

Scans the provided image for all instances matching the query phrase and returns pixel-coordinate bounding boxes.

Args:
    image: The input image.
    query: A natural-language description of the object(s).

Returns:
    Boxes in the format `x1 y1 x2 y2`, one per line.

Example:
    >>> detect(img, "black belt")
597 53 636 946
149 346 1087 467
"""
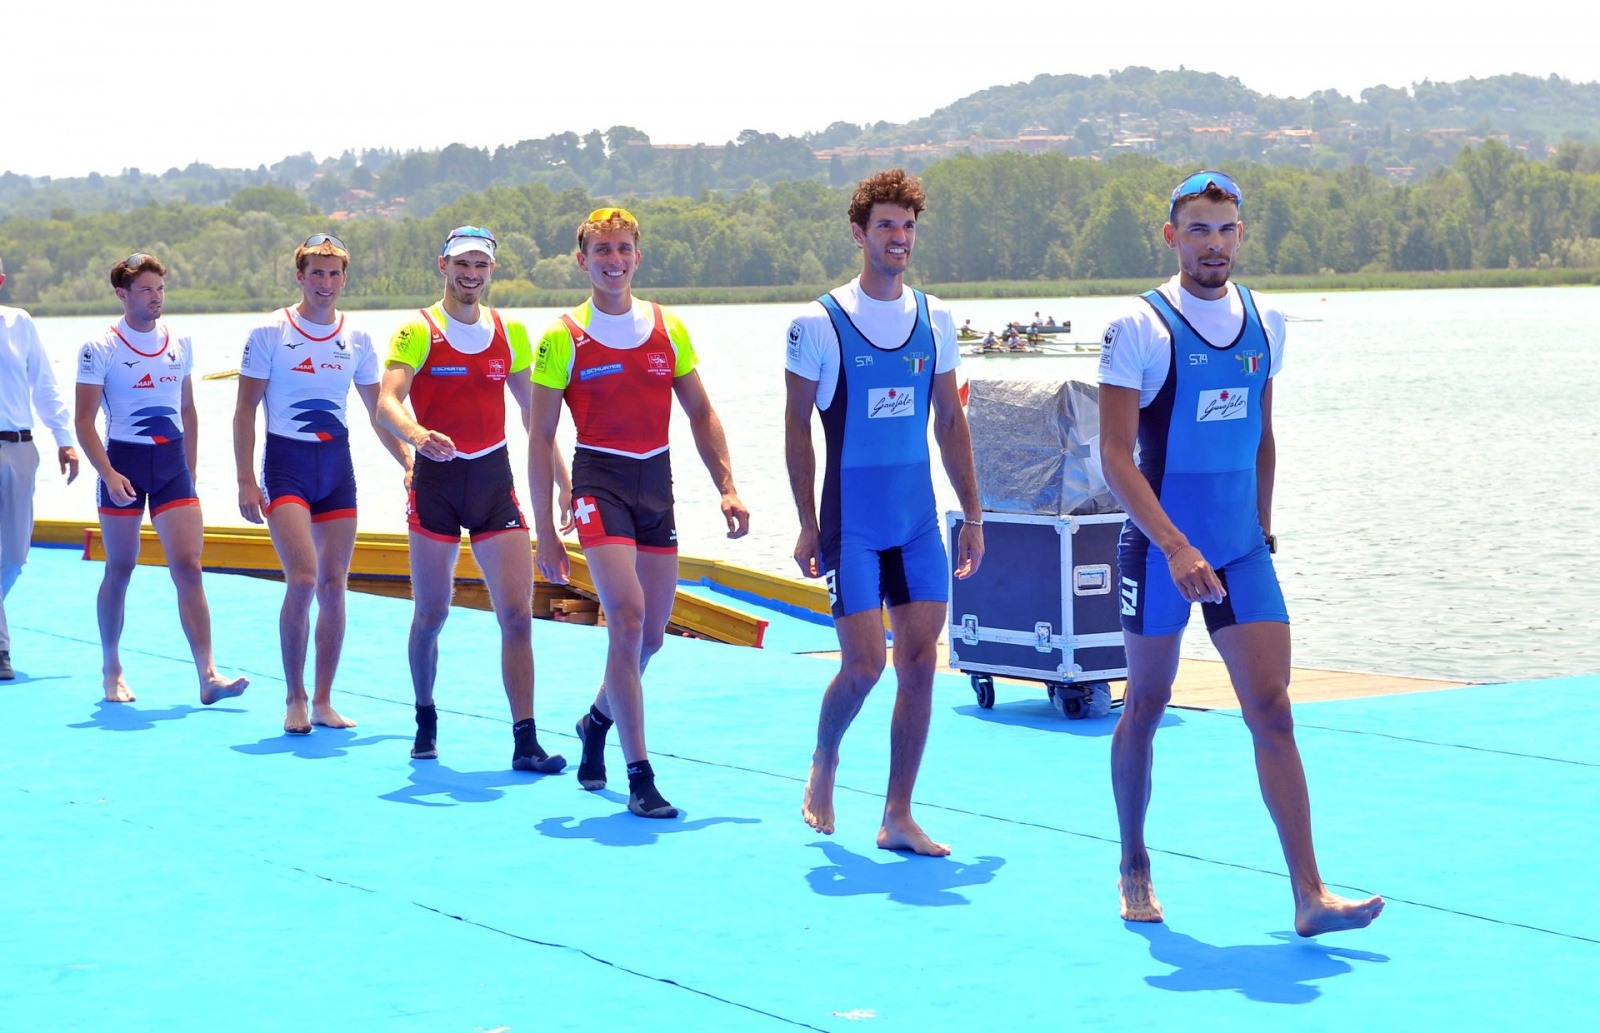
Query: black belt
0 430 31 443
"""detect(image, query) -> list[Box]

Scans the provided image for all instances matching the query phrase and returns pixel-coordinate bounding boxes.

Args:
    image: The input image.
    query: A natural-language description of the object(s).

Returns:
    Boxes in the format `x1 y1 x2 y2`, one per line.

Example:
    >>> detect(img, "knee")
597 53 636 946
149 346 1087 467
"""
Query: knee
838 656 885 694
102 558 137 584
1241 691 1295 740
315 571 347 603
284 570 317 605
167 554 203 586
603 600 647 641
497 608 531 643
1118 684 1171 735
640 624 667 663
412 603 450 636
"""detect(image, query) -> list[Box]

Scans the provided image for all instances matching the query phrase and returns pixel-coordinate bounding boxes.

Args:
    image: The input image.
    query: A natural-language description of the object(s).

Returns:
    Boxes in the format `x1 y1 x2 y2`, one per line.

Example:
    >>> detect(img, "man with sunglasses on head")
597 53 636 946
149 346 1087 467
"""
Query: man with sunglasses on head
785 169 984 857
234 233 410 735
74 253 249 705
0 254 80 680
528 207 748 819
1099 170 1384 936
378 225 569 771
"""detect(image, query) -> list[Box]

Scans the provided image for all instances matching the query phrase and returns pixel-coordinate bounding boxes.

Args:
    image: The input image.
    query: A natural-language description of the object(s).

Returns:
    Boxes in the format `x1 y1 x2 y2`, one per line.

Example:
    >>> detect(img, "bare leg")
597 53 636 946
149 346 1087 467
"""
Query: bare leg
1212 621 1384 935
405 531 458 708
469 530 535 723
308 517 358 728
1111 629 1182 922
96 514 141 702
584 550 675 780
876 600 950 857
803 607 885 836
152 505 247 704
266 504 317 733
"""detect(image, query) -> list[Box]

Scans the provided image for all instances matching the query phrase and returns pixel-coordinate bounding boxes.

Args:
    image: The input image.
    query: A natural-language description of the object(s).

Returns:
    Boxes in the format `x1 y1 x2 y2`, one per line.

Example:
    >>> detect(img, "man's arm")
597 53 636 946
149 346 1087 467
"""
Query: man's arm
353 381 414 475
376 363 455 462
784 371 823 578
526 384 569 585
1256 378 1276 540
180 378 199 481
673 370 748 539
929 370 985 579
24 322 78 480
74 383 134 504
1099 384 1224 604
233 375 269 523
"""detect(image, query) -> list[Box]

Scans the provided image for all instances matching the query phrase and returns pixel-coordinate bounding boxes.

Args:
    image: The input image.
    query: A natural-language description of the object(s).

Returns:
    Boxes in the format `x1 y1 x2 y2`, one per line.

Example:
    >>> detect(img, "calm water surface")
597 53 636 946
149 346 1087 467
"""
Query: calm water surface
29 286 1600 684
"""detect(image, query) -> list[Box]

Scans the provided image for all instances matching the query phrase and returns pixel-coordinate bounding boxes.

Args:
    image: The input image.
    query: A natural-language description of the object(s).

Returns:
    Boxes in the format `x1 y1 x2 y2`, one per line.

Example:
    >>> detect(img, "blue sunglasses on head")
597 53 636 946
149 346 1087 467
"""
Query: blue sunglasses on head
1169 171 1243 219
442 226 497 252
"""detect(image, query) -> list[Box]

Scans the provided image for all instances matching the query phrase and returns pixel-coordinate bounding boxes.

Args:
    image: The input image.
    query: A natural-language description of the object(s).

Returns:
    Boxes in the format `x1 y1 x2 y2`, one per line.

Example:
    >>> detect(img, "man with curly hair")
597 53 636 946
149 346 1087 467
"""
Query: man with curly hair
784 170 984 856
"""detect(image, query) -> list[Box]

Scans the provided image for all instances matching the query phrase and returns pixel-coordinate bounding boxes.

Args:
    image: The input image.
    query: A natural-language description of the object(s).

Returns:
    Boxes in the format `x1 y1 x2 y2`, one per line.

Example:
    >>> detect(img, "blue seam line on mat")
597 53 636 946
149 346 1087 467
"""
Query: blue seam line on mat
280 865 831 1032
1203 709 1600 768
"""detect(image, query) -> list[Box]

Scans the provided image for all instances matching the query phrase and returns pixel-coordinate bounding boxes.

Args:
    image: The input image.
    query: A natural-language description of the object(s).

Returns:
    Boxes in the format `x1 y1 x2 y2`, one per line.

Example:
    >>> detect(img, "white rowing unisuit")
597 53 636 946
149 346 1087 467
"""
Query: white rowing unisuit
77 320 194 444
239 308 380 440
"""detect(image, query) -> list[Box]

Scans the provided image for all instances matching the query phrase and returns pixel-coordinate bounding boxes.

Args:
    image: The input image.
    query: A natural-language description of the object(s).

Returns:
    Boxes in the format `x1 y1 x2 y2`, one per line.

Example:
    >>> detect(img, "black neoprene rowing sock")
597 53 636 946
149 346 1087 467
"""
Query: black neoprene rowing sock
626 760 677 818
513 719 567 774
412 704 438 759
576 707 612 790
587 705 614 732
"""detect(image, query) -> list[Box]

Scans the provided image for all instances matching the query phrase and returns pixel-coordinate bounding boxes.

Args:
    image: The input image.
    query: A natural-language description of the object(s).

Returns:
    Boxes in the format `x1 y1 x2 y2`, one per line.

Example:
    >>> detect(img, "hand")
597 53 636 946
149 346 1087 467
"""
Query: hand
793 526 823 579
953 521 985 579
411 428 456 463
1166 544 1226 604
403 463 414 492
534 528 570 585
558 486 576 535
59 446 80 484
721 491 750 539
238 481 266 524
102 469 137 506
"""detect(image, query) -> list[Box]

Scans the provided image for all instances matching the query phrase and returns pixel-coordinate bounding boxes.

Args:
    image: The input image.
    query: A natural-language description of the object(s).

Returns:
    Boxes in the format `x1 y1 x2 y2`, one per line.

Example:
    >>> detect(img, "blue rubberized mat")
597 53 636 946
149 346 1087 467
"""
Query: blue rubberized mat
4 547 1595 1030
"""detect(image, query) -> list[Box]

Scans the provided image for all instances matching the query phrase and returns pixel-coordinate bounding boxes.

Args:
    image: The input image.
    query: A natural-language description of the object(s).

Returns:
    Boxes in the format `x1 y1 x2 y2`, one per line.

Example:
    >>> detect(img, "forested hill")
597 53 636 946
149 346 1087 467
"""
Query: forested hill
5 69 1600 222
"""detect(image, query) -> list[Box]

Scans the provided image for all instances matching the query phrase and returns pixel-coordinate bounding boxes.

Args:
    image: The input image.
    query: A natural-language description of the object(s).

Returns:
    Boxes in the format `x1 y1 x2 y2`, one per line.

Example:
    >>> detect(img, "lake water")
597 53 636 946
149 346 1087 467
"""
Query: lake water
27 286 1600 684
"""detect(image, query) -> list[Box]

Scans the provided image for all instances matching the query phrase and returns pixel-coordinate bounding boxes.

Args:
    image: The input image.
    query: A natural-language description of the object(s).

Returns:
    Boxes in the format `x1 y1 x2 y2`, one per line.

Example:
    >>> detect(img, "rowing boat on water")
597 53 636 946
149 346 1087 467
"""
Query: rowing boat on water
961 344 1101 358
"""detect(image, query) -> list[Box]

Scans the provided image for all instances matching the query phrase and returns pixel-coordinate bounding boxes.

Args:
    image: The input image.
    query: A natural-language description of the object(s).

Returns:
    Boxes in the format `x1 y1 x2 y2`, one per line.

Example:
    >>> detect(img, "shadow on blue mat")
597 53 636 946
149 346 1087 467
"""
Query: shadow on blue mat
3 671 69 686
1128 924 1388 1004
231 730 412 760
380 762 568 807
535 812 761 847
805 841 1005 906
953 703 1180 737
67 700 236 731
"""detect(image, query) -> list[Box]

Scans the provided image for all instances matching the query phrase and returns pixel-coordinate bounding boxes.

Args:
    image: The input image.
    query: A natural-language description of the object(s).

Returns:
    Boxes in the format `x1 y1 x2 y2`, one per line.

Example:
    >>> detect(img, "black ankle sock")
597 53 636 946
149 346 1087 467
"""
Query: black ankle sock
513 718 534 737
626 759 654 785
588 705 614 732
416 704 437 727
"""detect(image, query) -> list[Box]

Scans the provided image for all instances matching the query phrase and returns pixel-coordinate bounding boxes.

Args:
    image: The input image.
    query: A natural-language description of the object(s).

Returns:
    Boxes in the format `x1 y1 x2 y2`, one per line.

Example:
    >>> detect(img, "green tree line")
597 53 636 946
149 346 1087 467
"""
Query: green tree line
3 142 1599 314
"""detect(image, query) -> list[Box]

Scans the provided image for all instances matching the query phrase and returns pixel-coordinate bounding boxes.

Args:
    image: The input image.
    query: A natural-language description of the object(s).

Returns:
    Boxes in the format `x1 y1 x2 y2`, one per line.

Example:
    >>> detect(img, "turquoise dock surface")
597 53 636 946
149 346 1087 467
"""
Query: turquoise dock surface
4 545 1595 1030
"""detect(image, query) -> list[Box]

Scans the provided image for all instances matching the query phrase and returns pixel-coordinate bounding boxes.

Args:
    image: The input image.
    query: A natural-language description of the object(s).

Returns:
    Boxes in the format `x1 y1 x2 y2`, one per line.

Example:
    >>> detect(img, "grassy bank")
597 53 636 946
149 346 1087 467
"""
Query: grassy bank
23 267 1600 318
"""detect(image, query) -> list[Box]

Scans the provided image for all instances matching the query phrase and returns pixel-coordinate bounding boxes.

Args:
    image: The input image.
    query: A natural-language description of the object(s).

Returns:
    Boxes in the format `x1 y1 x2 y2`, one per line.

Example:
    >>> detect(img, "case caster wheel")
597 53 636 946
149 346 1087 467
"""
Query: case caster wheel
1053 682 1113 720
971 675 995 709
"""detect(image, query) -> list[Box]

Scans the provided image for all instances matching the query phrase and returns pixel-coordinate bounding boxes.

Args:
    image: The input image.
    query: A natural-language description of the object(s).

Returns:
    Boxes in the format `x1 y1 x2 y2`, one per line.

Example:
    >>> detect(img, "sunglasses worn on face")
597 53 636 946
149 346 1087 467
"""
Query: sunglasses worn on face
303 232 347 251
1169 171 1242 218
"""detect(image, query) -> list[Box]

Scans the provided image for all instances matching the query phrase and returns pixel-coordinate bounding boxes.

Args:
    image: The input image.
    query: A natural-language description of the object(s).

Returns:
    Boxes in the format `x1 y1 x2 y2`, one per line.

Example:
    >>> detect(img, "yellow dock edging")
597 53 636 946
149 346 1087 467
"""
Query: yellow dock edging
36 519 771 649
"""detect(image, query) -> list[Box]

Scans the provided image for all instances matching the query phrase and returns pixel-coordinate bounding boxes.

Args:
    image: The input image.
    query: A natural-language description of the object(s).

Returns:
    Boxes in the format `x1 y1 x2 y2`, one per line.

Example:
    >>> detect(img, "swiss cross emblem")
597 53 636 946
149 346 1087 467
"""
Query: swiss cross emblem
647 351 671 375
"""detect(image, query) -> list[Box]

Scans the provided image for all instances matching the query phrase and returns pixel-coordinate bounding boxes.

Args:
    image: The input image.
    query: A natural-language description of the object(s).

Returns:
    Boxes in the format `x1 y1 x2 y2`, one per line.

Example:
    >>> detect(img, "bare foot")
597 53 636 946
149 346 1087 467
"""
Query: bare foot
877 815 951 857
200 675 249 706
802 760 837 835
311 702 356 729
103 673 135 703
1295 890 1385 936
284 700 312 735
1119 871 1164 923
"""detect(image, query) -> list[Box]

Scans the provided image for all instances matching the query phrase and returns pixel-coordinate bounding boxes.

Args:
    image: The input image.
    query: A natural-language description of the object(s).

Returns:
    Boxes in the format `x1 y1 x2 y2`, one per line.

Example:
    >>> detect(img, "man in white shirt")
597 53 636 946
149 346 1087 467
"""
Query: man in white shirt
784 169 985 856
75 253 248 705
1098 170 1383 936
0 255 80 679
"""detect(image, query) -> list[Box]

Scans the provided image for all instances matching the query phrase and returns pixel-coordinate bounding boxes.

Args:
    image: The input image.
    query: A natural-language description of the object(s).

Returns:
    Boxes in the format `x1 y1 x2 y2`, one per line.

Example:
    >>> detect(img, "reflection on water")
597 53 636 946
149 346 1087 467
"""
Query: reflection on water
30 287 1600 683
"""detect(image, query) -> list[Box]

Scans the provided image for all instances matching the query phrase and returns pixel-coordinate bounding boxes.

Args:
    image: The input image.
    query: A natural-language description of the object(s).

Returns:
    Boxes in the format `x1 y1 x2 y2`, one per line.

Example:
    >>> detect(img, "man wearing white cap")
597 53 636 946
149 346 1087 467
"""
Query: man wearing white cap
0 255 80 680
377 226 570 771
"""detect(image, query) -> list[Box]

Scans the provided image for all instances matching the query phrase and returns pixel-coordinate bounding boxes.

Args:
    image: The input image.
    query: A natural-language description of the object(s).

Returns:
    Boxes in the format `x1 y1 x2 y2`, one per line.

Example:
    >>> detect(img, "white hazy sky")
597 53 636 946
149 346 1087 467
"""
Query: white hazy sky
2 1 1588 180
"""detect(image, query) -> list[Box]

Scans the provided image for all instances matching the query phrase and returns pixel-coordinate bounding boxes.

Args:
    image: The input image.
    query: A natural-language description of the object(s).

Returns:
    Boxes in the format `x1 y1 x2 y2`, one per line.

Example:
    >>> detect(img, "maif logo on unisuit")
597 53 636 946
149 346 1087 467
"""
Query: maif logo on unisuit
867 387 916 419
1196 388 1249 421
